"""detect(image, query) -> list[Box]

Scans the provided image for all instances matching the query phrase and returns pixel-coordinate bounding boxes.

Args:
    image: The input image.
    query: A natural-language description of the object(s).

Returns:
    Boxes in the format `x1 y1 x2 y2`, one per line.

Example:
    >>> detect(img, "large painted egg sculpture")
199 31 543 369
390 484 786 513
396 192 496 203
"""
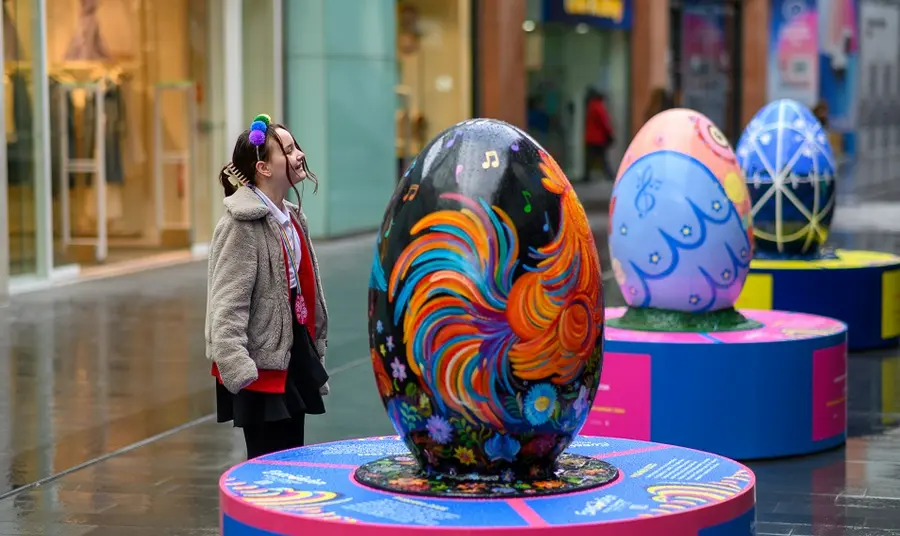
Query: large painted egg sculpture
736 99 837 258
609 109 754 313
367 119 606 488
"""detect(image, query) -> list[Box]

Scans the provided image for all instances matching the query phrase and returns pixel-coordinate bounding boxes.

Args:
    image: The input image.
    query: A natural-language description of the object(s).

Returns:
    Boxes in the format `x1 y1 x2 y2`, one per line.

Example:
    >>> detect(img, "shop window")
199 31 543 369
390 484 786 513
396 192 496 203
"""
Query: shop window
396 0 472 174
4 0 37 276
523 0 632 181
46 0 211 265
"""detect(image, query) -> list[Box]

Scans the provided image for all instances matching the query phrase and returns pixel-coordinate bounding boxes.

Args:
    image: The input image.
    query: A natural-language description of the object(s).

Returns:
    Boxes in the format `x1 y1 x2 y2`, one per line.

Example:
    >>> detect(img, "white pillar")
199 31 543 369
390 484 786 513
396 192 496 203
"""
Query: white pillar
272 0 284 122
224 0 245 147
204 0 245 231
32 0 54 277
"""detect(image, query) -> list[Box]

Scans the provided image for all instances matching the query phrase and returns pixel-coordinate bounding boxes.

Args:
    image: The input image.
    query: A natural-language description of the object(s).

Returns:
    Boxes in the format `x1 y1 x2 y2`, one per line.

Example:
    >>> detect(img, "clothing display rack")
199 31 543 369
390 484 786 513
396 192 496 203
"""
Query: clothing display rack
57 80 107 263
153 81 196 240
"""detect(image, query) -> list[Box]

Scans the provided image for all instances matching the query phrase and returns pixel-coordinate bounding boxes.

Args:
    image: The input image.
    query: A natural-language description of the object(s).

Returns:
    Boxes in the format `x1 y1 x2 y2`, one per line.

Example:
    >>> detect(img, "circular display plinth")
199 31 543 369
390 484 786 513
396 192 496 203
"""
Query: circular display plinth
220 436 756 536
734 249 900 351
586 308 847 460
355 453 618 498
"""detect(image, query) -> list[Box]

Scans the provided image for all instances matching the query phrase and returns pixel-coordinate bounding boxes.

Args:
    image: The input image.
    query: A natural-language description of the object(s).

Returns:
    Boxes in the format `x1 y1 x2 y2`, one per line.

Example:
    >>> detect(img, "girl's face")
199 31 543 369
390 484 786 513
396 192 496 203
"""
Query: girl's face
264 127 306 186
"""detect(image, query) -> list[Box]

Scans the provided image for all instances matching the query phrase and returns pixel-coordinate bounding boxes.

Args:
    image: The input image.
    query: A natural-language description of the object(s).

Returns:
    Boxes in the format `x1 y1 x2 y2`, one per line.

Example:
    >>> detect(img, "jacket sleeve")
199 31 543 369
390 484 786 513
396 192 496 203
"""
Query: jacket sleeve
208 220 260 394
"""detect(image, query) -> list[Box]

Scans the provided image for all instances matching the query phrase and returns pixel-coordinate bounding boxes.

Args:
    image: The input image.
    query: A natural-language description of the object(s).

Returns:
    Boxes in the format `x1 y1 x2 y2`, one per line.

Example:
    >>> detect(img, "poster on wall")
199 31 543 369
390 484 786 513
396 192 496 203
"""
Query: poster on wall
818 0 859 179
679 4 730 130
855 0 900 196
857 0 900 158
768 0 820 106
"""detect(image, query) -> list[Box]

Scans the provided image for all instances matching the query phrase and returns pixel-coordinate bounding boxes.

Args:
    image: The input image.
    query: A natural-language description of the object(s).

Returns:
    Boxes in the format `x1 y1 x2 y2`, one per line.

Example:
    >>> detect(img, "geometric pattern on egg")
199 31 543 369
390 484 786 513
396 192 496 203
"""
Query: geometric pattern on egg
736 99 837 257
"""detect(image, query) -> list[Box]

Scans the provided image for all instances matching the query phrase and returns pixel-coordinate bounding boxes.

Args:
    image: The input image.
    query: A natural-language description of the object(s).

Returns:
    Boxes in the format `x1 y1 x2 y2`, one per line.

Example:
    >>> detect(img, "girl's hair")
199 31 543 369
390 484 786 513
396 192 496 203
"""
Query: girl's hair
218 122 319 200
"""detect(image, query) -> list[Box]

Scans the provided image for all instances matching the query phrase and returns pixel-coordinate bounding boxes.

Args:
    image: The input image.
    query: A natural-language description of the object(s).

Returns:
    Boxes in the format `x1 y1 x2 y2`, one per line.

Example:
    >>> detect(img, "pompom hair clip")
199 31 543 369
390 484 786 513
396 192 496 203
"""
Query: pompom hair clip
249 113 271 160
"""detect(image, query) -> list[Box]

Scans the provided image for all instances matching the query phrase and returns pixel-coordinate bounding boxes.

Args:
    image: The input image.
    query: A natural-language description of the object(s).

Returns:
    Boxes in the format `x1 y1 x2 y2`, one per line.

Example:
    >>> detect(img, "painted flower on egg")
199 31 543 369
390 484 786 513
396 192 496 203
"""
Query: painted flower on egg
609 109 754 313
736 99 837 257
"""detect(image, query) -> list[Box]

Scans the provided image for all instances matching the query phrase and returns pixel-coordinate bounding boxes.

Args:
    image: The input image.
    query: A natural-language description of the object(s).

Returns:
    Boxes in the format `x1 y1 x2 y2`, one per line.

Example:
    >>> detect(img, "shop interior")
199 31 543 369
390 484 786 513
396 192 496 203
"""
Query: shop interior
395 0 472 177
523 1 630 182
6 0 212 274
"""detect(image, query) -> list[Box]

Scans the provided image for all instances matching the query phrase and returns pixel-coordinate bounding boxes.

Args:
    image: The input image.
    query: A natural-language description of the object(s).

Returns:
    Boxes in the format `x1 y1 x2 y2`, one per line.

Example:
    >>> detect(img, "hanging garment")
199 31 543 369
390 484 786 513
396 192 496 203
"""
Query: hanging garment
6 70 33 186
65 78 126 186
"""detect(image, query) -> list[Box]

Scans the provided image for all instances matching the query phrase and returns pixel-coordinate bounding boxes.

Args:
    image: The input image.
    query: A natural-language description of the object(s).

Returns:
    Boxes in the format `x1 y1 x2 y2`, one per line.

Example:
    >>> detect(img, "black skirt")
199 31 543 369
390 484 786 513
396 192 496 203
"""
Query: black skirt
216 288 327 427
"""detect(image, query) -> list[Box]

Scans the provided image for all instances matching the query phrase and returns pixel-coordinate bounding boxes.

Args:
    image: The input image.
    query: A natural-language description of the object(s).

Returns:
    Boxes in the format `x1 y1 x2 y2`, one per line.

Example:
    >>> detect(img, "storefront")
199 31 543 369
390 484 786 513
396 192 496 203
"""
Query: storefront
1 0 280 299
395 0 473 174
670 0 744 142
522 0 632 181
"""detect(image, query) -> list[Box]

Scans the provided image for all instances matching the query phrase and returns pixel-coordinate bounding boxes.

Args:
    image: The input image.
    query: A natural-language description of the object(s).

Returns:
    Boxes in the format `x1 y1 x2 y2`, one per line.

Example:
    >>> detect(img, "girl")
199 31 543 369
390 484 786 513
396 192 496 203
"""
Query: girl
205 114 329 460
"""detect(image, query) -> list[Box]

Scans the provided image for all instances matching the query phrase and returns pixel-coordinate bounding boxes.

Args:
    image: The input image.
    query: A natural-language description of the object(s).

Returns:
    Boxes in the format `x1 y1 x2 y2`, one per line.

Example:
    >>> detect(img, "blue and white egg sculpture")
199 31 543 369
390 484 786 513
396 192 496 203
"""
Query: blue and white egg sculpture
609 109 754 313
736 99 837 258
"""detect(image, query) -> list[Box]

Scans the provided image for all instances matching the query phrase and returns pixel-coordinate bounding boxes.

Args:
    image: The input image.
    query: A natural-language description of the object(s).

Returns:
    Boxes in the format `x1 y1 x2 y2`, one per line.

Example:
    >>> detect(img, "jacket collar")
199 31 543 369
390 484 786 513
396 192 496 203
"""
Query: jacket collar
224 186 307 230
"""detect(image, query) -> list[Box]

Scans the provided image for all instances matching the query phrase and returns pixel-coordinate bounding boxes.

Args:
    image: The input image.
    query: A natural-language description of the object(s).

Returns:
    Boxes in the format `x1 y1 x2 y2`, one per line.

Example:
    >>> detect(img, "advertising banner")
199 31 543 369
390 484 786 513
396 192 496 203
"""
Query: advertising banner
768 0 820 106
852 0 900 196
679 4 730 131
543 0 633 30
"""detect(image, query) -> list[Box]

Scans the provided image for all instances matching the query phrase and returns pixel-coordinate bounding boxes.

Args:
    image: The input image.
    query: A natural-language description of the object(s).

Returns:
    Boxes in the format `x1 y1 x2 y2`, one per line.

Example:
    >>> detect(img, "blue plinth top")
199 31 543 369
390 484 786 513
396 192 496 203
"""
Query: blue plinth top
220 436 756 535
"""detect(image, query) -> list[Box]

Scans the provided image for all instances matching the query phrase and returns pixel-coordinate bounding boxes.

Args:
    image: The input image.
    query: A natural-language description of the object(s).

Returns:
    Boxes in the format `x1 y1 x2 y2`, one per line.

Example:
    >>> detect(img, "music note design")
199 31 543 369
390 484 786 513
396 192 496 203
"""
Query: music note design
402 184 419 202
634 166 661 218
445 131 462 148
542 211 551 232
482 150 500 169
522 191 533 213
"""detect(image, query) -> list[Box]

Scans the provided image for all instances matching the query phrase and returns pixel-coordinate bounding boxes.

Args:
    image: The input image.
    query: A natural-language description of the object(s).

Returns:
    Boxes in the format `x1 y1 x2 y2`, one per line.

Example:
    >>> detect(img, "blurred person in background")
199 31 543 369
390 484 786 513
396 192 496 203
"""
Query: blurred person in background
644 87 675 123
206 115 330 460
527 94 551 142
813 100 829 128
583 88 615 182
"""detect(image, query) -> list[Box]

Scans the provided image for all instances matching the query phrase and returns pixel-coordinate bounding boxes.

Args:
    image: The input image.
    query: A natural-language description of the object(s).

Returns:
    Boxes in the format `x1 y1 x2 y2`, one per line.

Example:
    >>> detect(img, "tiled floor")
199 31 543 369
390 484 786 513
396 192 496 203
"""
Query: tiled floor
0 196 899 534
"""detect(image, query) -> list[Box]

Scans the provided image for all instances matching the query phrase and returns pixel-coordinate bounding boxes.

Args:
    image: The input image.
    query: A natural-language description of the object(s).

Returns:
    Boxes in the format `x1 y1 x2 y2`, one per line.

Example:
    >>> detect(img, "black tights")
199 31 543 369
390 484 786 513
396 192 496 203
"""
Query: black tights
242 414 306 459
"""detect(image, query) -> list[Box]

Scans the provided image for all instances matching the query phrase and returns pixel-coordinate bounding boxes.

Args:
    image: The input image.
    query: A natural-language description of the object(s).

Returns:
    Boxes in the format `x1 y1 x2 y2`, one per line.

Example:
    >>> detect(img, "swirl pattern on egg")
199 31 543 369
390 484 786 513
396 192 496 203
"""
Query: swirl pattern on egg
609 109 754 313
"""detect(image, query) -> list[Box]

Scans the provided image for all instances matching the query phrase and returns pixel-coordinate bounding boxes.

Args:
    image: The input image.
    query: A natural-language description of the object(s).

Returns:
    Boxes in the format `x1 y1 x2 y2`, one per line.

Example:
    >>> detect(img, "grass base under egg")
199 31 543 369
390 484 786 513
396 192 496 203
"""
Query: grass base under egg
608 306 764 332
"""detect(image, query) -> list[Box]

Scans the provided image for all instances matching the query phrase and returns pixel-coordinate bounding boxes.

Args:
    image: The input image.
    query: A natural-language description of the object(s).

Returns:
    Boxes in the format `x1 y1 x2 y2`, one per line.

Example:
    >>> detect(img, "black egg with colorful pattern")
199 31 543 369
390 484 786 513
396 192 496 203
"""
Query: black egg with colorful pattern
366 119 607 493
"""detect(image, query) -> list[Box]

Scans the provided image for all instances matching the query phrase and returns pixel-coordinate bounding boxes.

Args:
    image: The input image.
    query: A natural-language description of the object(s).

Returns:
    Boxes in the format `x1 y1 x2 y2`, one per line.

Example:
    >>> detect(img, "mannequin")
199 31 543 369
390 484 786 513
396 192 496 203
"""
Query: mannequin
64 0 109 62
3 0 24 62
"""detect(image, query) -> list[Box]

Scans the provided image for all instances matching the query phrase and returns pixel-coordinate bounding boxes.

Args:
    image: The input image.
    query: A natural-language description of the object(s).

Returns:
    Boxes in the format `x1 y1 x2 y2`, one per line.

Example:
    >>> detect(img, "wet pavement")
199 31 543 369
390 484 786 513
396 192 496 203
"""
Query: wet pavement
0 193 899 535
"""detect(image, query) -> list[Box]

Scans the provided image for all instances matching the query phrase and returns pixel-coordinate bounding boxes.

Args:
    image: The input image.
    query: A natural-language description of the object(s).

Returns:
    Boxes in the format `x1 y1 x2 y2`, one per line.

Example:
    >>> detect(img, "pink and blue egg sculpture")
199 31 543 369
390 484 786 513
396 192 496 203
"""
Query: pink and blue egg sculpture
608 109 755 327
587 111 848 461
363 118 616 498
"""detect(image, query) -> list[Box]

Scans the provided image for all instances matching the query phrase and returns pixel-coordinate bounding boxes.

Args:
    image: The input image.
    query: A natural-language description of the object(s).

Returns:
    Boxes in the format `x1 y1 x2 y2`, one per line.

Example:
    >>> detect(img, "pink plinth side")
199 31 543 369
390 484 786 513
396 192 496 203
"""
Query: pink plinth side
582 352 652 440
812 342 848 441
605 307 847 343
594 307 849 459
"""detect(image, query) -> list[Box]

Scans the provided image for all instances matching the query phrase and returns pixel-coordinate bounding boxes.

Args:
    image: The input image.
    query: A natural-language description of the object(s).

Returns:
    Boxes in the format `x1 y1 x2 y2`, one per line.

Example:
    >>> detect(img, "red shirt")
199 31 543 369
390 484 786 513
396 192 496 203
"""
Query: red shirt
585 99 614 146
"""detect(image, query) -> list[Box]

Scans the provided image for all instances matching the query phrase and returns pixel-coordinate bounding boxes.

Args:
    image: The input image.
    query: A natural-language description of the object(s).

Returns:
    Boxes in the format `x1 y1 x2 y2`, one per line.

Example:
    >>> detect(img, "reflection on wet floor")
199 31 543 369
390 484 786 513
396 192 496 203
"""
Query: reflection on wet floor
0 199 899 534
